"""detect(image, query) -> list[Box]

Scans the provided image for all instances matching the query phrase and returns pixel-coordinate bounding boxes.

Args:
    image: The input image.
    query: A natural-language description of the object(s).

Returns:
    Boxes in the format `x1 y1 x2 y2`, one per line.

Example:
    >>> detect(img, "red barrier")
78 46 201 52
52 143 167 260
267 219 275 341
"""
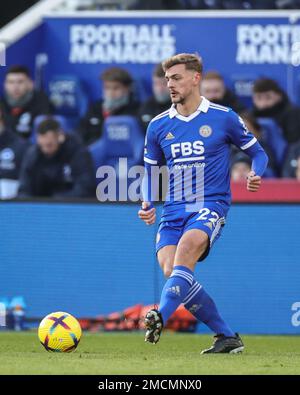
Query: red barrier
231 179 300 203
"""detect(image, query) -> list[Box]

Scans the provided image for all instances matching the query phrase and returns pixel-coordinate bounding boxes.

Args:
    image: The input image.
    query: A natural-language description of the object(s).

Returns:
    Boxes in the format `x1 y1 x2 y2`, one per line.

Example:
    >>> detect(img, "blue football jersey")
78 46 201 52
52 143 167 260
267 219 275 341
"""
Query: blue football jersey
144 97 262 220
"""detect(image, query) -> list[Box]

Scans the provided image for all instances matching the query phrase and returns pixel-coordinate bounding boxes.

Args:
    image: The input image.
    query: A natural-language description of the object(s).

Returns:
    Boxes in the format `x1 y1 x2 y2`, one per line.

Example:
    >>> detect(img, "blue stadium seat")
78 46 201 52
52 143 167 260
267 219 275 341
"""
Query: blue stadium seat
89 139 107 171
48 75 89 129
257 117 288 168
89 116 144 200
31 115 73 144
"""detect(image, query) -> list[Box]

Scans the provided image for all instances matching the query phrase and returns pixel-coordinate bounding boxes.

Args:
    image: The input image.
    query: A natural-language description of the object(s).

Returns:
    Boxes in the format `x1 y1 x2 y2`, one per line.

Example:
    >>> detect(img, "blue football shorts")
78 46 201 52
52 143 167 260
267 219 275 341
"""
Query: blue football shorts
156 202 227 262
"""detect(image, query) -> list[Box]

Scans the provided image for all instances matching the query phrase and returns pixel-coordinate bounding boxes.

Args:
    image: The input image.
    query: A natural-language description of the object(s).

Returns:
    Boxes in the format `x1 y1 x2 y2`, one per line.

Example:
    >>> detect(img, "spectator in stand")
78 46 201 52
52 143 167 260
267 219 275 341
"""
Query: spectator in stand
282 142 300 180
201 71 245 113
251 78 300 144
80 67 139 145
231 154 252 181
0 108 29 199
138 63 171 132
0 65 52 139
18 118 95 198
231 111 277 177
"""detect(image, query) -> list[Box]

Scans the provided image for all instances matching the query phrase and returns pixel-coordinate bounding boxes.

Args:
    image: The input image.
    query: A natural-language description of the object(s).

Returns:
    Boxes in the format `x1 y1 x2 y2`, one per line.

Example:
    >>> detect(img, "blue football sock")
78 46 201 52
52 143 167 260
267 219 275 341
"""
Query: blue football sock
159 265 194 324
183 280 235 337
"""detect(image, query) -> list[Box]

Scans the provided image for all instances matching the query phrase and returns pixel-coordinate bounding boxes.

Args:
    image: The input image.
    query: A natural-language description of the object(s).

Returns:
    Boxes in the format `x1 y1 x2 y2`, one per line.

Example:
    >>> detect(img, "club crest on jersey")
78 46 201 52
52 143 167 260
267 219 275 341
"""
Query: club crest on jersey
199 125 212 138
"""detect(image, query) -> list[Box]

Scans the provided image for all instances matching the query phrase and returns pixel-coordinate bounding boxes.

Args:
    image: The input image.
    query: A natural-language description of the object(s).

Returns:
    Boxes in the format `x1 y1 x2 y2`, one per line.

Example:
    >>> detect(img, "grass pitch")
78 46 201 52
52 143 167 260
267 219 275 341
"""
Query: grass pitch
0 331 299 375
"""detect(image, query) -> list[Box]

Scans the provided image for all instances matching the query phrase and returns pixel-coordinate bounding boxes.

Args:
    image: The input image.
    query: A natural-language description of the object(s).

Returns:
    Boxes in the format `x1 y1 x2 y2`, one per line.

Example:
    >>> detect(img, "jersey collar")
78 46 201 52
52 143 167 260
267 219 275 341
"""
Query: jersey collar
169 96 210 122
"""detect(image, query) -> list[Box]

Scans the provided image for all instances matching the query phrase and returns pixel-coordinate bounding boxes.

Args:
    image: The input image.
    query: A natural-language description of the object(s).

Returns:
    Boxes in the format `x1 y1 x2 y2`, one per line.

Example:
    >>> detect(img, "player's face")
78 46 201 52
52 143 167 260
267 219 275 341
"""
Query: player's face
165 64 201 104
37 131 61 157
201 78 225 101
253 90 282 110
4 73 33 100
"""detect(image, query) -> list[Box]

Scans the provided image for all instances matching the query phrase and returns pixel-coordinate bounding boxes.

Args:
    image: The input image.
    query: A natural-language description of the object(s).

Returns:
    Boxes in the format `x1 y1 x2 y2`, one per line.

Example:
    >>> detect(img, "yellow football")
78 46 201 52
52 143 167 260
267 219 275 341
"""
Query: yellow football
38 311 82 352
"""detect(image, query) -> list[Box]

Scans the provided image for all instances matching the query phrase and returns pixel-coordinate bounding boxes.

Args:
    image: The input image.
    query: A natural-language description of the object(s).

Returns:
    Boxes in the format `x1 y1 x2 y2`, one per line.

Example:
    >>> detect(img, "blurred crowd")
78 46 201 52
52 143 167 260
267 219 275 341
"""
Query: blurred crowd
0 63 300 200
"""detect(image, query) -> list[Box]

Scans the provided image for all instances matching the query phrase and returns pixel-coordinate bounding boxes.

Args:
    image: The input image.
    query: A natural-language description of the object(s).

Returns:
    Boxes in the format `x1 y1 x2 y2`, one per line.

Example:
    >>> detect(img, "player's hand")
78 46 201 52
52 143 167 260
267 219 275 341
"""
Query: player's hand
138 202 156 225
246 171 261 192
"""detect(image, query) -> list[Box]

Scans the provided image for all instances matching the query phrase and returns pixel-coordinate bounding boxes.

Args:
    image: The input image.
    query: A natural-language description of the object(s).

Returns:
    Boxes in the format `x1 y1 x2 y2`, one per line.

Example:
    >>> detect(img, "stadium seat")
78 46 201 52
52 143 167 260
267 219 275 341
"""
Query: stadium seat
257 117 288 169
88 139 107 171
48 75 89 129
31 115 73 144
88 115 144 200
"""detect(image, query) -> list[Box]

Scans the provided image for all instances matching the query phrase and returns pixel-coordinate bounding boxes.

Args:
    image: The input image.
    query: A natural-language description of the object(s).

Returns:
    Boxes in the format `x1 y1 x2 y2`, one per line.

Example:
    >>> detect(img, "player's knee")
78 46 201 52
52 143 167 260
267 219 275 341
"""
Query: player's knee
159 258 173 278
163 266 173 278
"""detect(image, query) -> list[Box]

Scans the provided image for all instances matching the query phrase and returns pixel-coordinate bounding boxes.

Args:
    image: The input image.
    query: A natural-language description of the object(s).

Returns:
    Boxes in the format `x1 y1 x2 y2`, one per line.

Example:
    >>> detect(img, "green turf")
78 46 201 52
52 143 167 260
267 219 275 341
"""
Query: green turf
0 331 299 375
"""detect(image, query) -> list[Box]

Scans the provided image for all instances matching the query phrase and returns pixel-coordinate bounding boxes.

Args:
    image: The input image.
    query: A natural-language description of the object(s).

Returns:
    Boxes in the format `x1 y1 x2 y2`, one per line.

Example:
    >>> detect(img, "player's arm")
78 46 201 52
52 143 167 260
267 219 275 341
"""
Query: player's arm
244 143 268 192
138 122 163 225
227 111 268 192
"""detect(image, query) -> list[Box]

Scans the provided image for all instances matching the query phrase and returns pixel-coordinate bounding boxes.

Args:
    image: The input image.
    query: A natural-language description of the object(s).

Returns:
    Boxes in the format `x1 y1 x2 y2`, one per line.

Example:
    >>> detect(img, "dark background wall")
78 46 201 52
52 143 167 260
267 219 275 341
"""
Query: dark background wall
0 0 39 28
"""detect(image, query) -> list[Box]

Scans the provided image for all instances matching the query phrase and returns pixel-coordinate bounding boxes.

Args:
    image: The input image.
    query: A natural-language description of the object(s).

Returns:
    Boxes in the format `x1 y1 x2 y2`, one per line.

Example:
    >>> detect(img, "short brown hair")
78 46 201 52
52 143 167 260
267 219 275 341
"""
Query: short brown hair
101 67 133 86
253 78 283 95
37 118 61 135
6 65 31 78
162 53 203 74
202 71 224 81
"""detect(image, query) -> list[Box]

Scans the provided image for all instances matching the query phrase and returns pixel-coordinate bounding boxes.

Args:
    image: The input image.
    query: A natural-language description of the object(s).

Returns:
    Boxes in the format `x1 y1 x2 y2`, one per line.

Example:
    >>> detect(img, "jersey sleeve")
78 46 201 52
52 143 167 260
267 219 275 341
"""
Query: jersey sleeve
144 121 163 166
226 110 258 151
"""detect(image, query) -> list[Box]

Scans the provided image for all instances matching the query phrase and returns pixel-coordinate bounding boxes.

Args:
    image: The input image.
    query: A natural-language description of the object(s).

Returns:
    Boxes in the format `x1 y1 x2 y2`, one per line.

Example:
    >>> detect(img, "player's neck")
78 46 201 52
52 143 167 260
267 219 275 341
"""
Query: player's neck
176 94 202 117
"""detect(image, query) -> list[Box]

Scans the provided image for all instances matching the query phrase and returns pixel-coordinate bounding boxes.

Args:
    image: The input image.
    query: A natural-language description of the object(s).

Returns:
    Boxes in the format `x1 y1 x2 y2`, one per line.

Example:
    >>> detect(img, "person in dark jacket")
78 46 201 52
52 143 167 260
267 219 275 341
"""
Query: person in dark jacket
0 65 52 139
138 63 172 132
251 78 300 144
80 67 139 145
0 108 29 199
200 70 246 113
18 118 95 198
